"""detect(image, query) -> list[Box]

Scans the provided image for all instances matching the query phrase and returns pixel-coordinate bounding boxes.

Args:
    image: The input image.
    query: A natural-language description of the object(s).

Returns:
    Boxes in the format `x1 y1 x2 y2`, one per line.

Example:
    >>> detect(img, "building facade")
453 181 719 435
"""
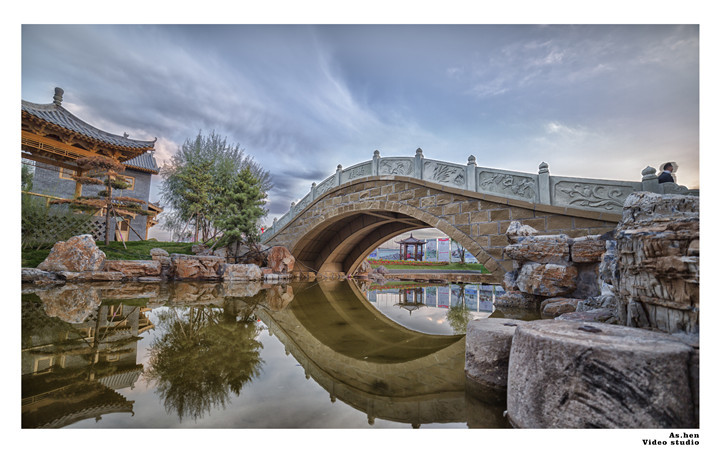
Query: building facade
22 88 162 241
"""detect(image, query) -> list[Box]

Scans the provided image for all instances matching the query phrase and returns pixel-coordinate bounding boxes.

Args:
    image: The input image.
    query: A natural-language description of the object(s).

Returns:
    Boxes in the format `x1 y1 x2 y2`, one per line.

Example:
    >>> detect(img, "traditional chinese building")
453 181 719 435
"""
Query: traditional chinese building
396 233 427 261
22 87 162 240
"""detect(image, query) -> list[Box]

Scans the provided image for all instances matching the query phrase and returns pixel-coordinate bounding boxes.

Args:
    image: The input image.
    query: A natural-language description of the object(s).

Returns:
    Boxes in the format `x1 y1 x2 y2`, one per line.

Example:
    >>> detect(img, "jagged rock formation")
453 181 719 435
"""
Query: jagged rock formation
613 192 699 334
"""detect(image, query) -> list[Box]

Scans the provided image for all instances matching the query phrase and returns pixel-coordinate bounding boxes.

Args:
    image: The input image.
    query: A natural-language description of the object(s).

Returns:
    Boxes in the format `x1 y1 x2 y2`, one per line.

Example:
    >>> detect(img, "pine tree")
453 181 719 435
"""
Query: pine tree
51 155 149 245
214 167 267 261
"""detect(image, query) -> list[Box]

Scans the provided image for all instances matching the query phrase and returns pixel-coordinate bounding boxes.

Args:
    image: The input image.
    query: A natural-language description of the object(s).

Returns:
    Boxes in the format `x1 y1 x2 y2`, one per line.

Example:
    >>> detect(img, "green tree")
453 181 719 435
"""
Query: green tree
160 131 271 243
50 155 148 245
214 167 267 259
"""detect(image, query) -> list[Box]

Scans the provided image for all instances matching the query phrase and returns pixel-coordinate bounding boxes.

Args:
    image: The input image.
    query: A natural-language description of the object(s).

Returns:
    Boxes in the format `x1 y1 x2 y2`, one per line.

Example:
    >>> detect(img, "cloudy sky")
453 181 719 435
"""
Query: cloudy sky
20 23 699 227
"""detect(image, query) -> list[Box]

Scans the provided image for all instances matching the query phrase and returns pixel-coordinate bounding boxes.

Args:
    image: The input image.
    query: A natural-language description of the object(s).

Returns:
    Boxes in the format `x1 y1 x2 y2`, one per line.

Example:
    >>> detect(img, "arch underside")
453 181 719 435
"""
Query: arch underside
293 210 429 274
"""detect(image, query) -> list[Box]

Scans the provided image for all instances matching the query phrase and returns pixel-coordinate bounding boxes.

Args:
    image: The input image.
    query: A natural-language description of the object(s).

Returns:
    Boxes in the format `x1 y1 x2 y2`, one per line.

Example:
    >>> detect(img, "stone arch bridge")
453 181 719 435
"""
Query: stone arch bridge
261 149 696 282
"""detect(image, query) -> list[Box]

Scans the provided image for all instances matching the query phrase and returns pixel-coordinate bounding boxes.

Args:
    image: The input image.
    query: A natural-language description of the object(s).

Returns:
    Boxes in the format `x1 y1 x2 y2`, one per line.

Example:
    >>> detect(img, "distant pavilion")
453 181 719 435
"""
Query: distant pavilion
396 233 427 261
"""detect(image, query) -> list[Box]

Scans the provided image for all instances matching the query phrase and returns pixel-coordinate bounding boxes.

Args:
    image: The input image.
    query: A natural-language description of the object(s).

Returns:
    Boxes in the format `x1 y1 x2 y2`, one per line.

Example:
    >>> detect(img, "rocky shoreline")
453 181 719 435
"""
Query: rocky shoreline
466 191 700 428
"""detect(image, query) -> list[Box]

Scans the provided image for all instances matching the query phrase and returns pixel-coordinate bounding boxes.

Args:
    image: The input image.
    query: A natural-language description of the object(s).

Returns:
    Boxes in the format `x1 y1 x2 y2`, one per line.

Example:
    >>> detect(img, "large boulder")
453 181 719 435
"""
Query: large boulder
614 192 699 333
570 235 606 263
170 254 226 280
465 318 528 398
267 246 295 273
222 263 262 281
507 320 697 428
104 260 162 278
504 234 571 265
515 263 577 297
37 234 106 272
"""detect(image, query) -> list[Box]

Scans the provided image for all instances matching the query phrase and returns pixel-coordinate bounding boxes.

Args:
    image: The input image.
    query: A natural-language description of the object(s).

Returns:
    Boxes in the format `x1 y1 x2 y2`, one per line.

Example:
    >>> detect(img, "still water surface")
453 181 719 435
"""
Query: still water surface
21 280 538 428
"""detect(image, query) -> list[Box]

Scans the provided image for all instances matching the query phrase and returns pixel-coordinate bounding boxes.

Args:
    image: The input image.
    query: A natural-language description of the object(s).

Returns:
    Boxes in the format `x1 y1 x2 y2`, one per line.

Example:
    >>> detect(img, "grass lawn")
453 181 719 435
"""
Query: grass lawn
370 262 489 272
21 240 196 268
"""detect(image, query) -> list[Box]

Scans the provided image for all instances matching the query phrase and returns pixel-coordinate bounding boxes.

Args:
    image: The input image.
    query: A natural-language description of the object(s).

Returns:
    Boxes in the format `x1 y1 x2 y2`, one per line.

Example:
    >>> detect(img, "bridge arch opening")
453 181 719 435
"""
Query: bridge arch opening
288 200 501 276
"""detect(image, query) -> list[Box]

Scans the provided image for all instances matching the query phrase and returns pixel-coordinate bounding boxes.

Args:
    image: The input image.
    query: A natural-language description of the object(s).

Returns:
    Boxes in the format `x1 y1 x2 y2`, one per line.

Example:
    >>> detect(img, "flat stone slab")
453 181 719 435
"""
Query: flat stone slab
507 319 696 428
58 271 125 282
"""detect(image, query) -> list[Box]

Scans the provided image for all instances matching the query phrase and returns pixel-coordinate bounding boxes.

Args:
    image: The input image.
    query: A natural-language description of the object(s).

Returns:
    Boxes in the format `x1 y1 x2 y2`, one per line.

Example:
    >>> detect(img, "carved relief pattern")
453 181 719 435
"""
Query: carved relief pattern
315 177 336 197
295 194 311 212
344 163 371 180
379 159 413 176
477 171 536 200
554 182 634 211
424 161 465 187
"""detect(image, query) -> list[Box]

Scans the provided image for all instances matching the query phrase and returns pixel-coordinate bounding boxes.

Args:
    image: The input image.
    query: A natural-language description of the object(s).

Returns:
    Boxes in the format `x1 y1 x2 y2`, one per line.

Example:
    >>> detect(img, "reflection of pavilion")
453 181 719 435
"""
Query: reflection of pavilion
394 287 426 314
22 299 153 428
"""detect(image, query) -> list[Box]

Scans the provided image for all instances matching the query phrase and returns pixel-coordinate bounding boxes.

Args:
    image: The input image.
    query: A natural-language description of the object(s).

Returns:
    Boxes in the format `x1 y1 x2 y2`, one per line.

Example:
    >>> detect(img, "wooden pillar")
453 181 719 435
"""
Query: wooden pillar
74 168 83 198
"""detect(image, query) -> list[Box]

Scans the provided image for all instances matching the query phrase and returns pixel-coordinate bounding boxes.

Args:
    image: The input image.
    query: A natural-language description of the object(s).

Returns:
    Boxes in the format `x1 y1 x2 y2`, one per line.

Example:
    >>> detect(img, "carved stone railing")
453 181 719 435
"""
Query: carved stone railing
262 149 697 239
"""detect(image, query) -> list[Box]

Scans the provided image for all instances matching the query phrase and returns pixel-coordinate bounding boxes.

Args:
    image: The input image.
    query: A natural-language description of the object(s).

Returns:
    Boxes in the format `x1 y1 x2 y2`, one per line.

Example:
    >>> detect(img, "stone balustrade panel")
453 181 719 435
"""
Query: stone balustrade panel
476 167 538 202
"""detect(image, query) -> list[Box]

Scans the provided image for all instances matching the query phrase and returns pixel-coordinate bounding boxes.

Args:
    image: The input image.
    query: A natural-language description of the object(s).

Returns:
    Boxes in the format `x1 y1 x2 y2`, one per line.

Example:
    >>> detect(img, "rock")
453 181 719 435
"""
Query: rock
37 284 102 323
37 234 106 272
104 260 162 278
191 244 211 255
22 268 62 284
614 192 699 334
222 263 262 281
266 285 294 311
170 254 226 280
373 265 389 275
267 246 295 273
569 263 601 299
570 235 606 263
507 320 696 428
465 318 528 397
150 248 169 259
577 294 616 312
494 290 541 309
58 271 125 282
354 260 373 277
598 239 619 286
137 276 163 282
505 220 538 243
557 308 615 323
540 297 580 318
504 234 571 264
516 262 577 297
502 270 519 291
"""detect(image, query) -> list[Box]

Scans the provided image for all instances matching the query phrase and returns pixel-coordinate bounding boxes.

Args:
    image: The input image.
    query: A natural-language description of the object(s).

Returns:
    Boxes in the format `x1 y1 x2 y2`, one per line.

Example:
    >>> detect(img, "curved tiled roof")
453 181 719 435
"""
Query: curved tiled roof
21 92 156 150
123 151 160 174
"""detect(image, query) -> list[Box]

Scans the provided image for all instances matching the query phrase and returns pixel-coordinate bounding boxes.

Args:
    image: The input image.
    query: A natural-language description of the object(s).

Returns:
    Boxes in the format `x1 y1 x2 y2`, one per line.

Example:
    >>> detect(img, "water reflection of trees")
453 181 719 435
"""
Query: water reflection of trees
145 305 264 421
447 286 471 334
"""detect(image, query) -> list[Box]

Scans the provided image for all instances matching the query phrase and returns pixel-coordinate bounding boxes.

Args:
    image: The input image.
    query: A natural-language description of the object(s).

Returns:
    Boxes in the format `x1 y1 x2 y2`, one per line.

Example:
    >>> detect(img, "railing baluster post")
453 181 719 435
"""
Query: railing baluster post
372 150 380 176
466 155 477 191
642 166 660 193
538 162 550 204
415 148 424 179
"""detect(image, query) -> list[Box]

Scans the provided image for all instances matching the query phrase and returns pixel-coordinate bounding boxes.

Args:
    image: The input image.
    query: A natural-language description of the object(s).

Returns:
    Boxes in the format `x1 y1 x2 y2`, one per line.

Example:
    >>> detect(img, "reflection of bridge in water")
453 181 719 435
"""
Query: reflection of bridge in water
255 280 506 427
22 280 509 428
